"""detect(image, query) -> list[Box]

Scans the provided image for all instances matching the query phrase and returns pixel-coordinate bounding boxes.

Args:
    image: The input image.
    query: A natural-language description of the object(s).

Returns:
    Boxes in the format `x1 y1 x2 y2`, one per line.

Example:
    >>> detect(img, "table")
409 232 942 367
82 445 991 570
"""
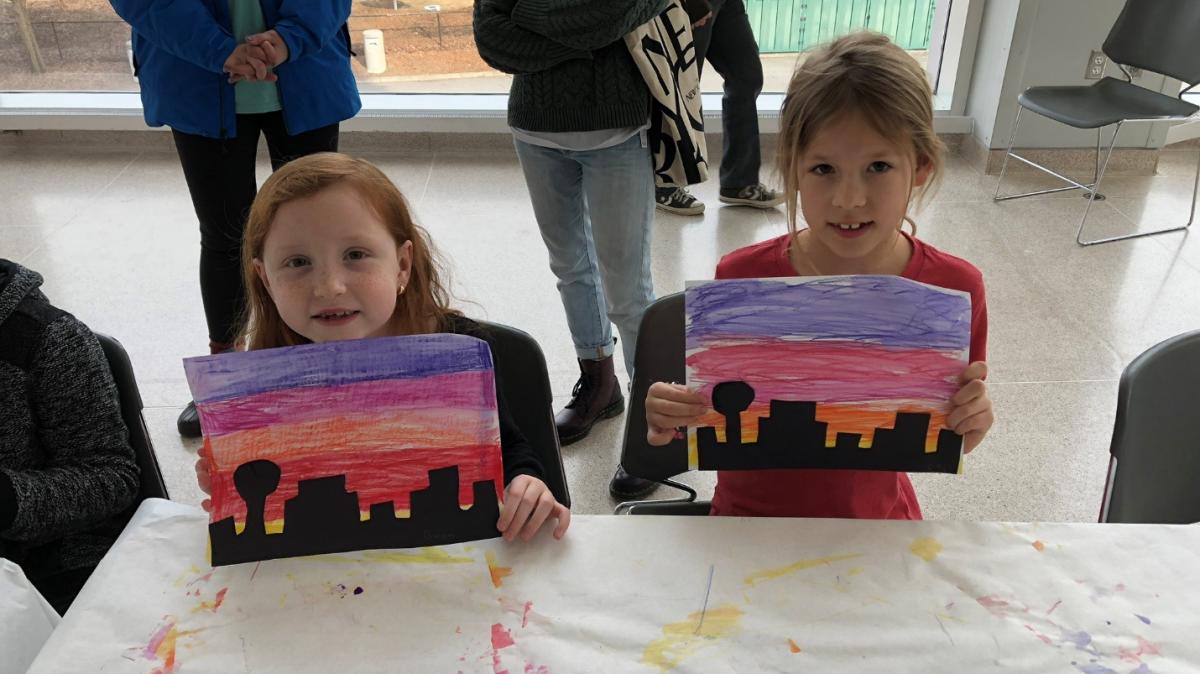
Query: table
29 499 1200 673
1 558 60 673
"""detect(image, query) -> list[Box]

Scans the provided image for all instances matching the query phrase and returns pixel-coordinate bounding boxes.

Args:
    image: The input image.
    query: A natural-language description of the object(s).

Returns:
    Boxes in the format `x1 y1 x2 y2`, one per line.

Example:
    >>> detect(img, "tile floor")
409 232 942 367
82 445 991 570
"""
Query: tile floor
3 135 1198 522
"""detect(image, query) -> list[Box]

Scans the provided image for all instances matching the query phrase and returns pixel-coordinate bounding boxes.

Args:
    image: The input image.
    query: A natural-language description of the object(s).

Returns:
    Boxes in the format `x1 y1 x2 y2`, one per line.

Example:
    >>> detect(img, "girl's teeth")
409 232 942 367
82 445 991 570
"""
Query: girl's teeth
836 223 863 230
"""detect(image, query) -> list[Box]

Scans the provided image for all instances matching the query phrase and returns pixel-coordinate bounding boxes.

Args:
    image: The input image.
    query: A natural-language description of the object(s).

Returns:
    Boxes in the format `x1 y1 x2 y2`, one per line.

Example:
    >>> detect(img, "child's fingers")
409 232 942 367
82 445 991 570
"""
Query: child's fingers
496 478 527 532
951 378 987 407
646 425 678 446
963 429 988 454
958 361 988 384
954 409 994 454
520 492 556 542
648 381 706 404
646 395 707 420
551 504 571 539
194 457 211 495
201 498 212 513
500 483 539 542
946 392 990 428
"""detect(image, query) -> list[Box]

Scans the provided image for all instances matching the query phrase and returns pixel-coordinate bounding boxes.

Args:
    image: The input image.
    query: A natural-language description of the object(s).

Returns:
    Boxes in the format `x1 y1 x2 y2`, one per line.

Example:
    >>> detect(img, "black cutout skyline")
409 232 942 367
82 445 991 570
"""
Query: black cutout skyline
209 460 500 566
695 381 962 473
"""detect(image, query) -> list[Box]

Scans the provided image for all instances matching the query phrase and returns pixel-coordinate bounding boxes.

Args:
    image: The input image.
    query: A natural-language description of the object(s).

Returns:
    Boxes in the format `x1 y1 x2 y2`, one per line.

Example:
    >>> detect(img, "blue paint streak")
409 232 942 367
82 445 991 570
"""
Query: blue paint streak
1074 665 1117 674
183 334 492 403
1129 664 1154 674
686 276 971 351
1135 614 1152 625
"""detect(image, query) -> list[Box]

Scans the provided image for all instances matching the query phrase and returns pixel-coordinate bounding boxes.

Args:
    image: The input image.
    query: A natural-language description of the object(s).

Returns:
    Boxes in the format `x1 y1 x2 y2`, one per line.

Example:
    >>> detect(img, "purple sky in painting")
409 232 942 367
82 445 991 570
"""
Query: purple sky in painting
184 334 492 404
686 276 971 352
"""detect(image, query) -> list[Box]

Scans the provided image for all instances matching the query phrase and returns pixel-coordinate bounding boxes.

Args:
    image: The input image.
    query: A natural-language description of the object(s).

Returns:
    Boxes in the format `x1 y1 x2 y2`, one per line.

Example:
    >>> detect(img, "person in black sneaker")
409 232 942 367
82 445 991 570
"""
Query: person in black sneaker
111 0 361 437
654 0 783 216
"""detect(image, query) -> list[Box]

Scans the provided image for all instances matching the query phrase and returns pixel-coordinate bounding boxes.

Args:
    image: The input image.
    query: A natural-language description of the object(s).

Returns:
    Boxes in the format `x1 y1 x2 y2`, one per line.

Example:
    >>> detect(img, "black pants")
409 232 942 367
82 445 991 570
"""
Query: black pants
695 0 764 189
172 113 339 347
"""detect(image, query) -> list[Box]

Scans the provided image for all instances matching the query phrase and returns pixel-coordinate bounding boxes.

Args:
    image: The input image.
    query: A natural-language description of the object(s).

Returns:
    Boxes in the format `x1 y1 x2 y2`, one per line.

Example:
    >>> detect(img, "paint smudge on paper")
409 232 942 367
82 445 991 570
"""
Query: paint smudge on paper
1032 540 1045 552
143 617 178 674
641 605 744 672
487 551 513 588
1074 665 1118 674
194 587 228 613
1118 636 1160 664
522 601 533 628
910 537 942 561
1135 614 1151 625
788 638 802 653
359 548 474 565
744 553 862 586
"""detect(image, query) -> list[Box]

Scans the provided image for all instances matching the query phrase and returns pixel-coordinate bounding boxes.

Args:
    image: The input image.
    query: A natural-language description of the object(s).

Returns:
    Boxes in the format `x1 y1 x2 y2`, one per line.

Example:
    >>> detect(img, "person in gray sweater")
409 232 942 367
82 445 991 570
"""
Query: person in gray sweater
474 0 667 500
0 259 140 614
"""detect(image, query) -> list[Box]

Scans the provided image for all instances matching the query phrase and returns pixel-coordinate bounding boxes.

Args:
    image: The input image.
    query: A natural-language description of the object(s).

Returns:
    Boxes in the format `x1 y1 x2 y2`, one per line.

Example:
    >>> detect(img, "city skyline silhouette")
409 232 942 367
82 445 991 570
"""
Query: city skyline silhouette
209 459 501 566
694 380 963 473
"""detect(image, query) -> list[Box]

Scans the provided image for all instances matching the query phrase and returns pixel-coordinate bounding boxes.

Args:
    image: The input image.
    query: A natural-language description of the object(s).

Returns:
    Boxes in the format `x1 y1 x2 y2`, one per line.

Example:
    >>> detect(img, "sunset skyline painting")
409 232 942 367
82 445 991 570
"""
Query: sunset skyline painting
685 276 972 473
183 334 504 549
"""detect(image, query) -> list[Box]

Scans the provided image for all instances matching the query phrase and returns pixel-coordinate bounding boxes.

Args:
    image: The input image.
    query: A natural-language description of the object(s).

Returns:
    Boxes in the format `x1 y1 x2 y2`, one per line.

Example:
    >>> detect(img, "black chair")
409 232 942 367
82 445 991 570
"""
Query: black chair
994 0 1200 245
1099 329 1200 523
479 321 571 508
610 293 710 515
95 333 169 502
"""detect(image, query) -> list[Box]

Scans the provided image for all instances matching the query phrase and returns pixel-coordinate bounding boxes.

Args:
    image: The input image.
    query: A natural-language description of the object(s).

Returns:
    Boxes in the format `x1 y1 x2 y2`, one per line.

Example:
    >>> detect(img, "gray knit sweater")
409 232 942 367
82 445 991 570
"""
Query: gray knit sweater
0 260 139 582
473 0 669 132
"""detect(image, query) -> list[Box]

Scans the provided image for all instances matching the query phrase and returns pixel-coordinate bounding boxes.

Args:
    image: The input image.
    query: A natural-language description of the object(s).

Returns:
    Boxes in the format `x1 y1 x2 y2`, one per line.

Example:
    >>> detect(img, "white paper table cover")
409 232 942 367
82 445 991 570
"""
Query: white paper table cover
1 557 60 673
28 498 1200 673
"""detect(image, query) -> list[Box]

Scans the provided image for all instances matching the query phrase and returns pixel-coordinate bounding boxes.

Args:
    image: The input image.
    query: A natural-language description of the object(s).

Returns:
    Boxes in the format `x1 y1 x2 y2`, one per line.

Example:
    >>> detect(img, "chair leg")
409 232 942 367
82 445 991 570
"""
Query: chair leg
1077 121 1197 246
994 106 1099 202
613 477 696 515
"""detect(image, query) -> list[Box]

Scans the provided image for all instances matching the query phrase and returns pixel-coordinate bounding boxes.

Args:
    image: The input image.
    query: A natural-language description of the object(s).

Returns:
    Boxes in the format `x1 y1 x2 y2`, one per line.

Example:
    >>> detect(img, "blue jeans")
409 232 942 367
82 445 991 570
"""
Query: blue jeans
514 133 655 373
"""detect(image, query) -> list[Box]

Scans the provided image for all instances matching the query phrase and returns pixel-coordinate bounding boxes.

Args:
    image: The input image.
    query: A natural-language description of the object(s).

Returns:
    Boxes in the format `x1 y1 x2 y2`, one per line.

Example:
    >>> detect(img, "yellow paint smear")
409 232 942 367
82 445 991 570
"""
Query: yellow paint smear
486 551 512 588
788 638 802 653
848 567 864 576
743 553 862 587
641 605 743 672
910 537 942 562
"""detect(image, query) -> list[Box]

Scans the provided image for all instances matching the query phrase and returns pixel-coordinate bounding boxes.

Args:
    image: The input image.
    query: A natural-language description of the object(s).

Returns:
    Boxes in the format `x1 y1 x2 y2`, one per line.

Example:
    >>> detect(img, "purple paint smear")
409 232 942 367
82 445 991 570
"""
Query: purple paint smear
1135 614 1152 625
686 276 971 351
184 333 492 403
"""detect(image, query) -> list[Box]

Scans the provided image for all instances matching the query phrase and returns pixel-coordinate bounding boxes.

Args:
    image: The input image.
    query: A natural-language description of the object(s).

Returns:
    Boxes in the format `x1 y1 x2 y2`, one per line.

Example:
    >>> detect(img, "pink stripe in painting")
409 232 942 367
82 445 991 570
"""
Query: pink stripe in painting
198 370 495 436
687 340 963 404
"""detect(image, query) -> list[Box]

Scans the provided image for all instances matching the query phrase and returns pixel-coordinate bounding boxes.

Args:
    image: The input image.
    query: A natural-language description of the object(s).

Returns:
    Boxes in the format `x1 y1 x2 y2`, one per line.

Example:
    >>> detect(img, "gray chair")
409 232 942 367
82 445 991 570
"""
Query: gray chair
479 321 571 508
95 333 169 502
1099 329 1200 523
611 293 710 516
994 0 1200 246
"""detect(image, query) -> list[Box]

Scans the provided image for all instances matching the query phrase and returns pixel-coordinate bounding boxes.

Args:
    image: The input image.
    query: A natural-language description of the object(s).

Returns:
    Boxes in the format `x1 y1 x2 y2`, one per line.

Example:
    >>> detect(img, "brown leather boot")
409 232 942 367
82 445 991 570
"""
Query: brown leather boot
555 356 625 445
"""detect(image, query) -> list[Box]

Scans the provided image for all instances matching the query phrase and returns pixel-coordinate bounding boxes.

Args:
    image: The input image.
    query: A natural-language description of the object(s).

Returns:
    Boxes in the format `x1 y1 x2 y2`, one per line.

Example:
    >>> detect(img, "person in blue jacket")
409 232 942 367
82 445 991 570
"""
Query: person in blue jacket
109 1 361 438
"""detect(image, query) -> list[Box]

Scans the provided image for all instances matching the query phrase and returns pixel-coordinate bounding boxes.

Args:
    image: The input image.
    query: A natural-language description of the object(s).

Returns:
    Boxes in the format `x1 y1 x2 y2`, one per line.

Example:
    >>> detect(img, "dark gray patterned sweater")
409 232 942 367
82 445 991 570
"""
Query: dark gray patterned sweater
473 0 669 132
0 259 139 584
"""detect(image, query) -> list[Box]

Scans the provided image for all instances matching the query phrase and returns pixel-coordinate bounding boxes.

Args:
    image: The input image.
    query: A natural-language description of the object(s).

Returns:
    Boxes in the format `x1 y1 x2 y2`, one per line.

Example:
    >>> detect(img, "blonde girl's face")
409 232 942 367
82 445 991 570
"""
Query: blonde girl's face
795 112 930 271
254 182 413 344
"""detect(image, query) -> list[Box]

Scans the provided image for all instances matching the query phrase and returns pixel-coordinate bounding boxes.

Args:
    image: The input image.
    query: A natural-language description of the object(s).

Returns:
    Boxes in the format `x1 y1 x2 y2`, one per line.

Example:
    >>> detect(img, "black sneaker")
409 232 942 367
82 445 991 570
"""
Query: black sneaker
719 184 784 209
655 186 705 216
177 401 201 438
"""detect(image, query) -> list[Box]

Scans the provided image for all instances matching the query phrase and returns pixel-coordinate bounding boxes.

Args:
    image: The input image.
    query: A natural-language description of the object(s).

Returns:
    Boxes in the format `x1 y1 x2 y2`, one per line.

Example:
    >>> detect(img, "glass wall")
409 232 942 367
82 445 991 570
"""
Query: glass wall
2 0 943 97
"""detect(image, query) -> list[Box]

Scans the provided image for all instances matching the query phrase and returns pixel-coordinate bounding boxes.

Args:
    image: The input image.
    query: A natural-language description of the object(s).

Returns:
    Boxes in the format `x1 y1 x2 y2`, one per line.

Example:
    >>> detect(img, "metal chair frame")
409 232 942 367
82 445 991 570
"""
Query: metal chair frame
994 70 1200 246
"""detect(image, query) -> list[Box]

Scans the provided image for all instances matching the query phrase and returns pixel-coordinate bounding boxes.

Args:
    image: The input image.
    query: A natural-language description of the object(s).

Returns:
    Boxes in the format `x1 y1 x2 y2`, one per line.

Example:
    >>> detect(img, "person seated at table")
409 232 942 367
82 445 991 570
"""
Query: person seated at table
0 259 141 614
194 152 570 542
642 33 993 519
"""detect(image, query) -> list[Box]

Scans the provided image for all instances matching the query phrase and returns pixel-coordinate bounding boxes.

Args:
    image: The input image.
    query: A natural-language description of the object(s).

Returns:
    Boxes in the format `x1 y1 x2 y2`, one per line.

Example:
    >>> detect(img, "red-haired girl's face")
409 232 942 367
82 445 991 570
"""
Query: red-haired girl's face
253 182 413 344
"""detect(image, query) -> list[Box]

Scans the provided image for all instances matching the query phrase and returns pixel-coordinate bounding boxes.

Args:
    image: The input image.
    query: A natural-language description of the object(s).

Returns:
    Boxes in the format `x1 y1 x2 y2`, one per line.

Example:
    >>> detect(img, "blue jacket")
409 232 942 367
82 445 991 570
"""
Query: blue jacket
111 0 361 139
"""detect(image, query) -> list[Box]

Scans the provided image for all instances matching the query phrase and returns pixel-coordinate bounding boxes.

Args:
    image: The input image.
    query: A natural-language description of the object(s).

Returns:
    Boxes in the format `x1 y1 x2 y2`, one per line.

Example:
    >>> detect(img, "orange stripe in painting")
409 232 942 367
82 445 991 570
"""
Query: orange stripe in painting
695 402 949 452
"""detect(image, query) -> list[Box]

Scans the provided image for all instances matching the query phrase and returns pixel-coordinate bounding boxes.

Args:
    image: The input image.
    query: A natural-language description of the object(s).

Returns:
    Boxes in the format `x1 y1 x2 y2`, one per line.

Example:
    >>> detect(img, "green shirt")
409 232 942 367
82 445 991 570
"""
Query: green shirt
229 0 282 114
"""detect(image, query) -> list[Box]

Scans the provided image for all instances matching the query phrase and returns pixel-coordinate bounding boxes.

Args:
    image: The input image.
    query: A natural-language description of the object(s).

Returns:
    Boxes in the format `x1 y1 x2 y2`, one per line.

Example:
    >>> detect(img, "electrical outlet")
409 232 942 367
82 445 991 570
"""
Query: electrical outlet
1085 50 1107 80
